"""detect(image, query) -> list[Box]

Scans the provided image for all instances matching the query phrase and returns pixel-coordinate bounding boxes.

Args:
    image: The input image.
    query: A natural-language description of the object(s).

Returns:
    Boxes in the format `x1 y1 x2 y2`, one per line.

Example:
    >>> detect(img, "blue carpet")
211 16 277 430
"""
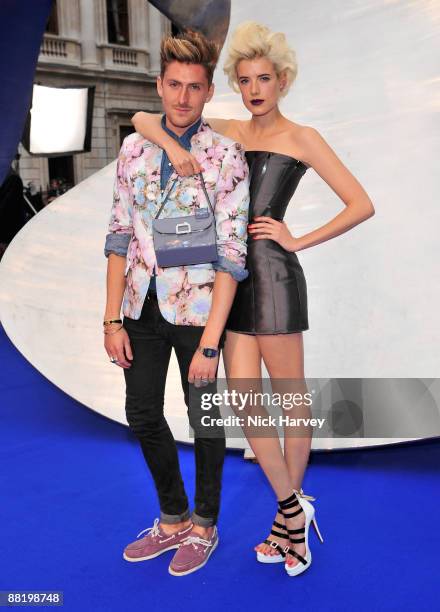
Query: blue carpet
0 322 438 612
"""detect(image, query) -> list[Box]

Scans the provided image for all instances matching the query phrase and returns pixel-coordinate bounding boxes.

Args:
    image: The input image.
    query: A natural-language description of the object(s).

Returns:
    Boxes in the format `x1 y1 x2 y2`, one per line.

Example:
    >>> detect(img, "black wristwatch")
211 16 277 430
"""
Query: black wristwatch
197 346 219 358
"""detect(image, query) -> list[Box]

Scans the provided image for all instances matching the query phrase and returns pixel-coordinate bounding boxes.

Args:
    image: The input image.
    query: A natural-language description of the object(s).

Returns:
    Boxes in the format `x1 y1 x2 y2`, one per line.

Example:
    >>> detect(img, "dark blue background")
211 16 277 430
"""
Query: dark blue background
0 0 52 185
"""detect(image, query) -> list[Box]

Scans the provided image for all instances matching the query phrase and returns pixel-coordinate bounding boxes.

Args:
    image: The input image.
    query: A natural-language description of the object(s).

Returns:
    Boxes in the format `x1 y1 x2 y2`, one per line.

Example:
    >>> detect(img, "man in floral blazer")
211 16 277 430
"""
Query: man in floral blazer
105 117 249 324
102 30 249 576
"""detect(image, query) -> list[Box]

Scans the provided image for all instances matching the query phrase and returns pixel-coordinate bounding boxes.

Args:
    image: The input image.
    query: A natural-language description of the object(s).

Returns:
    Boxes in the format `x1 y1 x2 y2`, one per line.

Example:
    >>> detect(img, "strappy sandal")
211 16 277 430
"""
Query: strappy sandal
256 511 289 564
278 488 324 576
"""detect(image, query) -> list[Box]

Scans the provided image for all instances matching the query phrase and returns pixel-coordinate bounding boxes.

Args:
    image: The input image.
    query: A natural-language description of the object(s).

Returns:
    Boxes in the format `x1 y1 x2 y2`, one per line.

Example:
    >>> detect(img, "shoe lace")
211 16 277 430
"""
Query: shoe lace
137 517 161 539
296 488 316 502
182 534 214 551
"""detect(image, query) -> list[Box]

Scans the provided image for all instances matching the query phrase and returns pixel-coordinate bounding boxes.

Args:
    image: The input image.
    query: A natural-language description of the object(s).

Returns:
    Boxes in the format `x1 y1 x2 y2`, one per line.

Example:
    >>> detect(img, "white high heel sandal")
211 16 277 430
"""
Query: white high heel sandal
278 489 324 577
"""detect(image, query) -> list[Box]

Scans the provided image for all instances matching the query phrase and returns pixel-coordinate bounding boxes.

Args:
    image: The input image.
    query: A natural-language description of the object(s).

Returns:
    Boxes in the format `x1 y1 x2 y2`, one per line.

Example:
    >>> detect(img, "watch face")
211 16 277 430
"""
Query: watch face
203 348 218 358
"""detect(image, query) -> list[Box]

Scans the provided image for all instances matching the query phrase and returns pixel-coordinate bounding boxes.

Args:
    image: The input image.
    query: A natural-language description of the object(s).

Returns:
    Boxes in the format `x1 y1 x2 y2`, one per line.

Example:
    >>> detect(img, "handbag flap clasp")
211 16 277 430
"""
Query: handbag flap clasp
153 215 214 234
176 222 191 235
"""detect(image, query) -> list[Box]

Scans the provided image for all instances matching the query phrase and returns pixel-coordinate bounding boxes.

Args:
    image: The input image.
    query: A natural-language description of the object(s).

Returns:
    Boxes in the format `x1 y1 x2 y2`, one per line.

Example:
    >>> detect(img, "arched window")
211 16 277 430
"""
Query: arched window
106 0 130 46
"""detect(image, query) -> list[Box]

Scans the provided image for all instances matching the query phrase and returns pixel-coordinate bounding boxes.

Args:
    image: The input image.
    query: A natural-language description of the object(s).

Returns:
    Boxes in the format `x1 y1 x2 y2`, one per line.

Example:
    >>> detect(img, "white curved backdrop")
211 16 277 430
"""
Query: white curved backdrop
1 0 439 450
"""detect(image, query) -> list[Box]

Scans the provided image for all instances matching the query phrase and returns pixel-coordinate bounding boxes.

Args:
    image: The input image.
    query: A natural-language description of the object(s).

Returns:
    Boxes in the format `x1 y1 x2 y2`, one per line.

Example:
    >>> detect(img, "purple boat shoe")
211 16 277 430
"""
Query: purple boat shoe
168 526 219 576
123 518 193 562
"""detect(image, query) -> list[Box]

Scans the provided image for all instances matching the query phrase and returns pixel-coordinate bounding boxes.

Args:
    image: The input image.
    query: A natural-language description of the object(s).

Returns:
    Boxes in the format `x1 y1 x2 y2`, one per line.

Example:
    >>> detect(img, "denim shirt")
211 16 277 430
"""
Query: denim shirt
104 115 248 284
160 114 201 190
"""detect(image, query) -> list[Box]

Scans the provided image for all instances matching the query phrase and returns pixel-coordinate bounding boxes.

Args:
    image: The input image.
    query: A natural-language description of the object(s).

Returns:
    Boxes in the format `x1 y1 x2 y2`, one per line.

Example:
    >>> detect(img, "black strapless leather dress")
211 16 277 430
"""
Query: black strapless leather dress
226 151 309 335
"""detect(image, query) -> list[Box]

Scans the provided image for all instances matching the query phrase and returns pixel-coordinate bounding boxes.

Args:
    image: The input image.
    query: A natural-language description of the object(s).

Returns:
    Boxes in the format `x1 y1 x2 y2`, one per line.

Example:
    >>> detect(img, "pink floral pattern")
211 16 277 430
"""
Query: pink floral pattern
107 119 250 325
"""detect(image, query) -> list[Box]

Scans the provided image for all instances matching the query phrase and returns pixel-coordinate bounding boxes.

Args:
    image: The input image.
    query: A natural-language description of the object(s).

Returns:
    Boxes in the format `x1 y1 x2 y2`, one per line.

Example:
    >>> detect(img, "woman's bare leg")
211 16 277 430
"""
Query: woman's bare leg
258 332 312 567
223 331 297 557
258 333 311 488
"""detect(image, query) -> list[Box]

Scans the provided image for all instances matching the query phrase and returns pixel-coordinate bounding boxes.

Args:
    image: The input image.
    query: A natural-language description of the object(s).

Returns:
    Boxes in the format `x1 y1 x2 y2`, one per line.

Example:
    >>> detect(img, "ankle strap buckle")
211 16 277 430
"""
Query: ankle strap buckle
269 540 279 549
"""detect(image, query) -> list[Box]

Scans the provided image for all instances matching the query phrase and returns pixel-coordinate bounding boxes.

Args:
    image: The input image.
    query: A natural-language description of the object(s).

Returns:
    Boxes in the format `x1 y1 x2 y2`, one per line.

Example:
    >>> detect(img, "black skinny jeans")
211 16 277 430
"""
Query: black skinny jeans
122 291 226 527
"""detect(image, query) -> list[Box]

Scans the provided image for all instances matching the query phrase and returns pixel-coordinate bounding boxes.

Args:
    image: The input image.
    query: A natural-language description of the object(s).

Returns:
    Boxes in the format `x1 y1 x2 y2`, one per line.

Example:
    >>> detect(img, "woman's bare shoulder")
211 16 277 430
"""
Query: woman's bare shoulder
283 118 314 140
205 118 249 145
282 120 324 163
205 117 228 134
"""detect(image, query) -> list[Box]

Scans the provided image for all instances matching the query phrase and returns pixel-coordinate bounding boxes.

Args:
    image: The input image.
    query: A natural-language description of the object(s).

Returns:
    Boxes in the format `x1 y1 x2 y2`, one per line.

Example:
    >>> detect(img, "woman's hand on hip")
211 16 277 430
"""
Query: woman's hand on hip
248 217 299 252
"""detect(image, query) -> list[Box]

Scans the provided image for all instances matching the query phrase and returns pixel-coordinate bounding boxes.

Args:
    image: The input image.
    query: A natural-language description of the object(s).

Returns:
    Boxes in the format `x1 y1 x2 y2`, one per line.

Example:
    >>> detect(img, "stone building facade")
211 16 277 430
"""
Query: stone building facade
19 0 169 192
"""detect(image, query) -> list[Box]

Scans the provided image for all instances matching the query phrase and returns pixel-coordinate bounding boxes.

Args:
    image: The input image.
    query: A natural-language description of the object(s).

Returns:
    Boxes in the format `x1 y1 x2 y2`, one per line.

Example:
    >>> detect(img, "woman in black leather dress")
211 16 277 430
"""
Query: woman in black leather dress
226 150 310 335
132 21 374 576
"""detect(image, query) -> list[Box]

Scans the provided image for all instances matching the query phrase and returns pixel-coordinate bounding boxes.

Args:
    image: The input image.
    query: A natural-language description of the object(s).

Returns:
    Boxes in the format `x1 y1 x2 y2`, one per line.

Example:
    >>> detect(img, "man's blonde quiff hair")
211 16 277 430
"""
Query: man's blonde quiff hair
223 21 298 97
160 29 220 86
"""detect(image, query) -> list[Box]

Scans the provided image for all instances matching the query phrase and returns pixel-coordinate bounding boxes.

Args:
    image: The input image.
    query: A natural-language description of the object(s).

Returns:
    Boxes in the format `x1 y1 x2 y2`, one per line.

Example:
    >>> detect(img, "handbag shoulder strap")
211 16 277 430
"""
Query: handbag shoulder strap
154 176 179 220
155 171 216 220
198 171 215 215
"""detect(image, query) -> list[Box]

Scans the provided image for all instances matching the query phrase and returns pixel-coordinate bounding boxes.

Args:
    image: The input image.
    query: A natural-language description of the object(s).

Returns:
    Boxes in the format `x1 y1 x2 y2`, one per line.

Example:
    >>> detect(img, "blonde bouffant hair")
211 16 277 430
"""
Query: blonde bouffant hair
223 21 298 97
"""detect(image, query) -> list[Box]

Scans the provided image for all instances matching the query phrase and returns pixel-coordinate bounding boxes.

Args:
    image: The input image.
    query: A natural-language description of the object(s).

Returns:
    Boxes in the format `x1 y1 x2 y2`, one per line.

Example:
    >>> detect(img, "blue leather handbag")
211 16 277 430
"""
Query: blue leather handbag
152 172 218 268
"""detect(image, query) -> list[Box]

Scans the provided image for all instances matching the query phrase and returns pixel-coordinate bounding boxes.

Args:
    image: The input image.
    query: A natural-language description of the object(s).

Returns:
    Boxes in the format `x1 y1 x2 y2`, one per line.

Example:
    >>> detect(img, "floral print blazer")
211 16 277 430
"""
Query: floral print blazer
104 119 250 325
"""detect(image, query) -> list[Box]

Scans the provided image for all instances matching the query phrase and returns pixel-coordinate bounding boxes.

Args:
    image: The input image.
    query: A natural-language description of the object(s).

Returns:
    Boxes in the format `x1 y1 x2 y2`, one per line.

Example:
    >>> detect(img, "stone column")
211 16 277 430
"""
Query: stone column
94 0 108 45
148 3 163 76
129 0 149 50
59 0 81 39
79 0 100 67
